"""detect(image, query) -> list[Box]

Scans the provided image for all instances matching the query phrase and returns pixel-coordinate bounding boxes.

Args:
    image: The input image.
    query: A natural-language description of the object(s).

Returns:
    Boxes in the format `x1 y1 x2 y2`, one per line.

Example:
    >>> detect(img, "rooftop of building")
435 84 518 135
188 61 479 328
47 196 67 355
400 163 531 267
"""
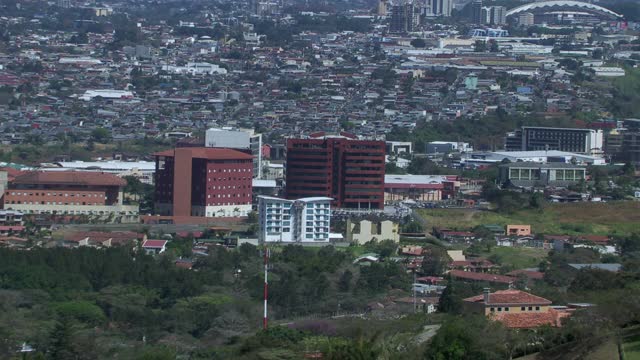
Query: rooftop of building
491 308 570 328
449 269 514 284
521 126 599 132
258 195 332 203
464 289 552 306
142 239 168 248
384 174 456 184
499 162 587 169
489 150 602 160
11 171 126 187
48 160 156 171
154 147 254 160
65 231 143 245
252 179 277 188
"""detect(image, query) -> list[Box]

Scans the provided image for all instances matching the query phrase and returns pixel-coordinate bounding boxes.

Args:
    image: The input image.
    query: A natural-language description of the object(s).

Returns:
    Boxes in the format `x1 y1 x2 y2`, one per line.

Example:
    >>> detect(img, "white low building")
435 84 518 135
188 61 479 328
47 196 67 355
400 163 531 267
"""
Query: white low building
161 62 227 75
78 90 134 101
59 57 103 65
591 67 625 77
258 196 332 243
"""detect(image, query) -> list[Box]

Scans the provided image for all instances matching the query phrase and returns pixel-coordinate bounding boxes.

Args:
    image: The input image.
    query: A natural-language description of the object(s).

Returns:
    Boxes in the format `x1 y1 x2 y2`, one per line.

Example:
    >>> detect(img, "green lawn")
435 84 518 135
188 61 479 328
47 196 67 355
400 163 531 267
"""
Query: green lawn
416 202 640 237
622 333 640 360
480 247 548 270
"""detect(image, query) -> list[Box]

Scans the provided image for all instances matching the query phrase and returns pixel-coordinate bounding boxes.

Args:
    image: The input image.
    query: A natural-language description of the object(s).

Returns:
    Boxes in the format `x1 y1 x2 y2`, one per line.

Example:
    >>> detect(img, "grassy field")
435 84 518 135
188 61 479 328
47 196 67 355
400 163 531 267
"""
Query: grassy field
480 247 548 270
515 339 620 360
416 202 640 237
622 330 640 360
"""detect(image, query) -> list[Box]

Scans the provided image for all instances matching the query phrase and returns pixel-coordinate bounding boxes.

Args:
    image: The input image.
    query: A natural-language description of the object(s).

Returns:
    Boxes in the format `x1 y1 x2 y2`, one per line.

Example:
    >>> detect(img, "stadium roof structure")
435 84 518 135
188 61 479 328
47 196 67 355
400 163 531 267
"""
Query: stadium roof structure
506 1 623 19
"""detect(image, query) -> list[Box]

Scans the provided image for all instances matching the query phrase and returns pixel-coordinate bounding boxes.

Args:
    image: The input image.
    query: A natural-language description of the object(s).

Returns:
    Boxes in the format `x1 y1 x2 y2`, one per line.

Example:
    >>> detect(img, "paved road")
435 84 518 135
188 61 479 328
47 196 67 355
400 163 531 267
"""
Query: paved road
414 324 441 344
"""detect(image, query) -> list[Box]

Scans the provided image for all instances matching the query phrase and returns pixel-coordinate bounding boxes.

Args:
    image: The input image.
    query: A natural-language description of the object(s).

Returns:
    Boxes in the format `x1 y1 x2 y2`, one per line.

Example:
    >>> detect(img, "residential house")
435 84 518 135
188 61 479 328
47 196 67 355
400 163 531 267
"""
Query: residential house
353 253 380 265
496 235 547 249
506 224 531 236
463 289 571 329
0 236 28 248
401 245 424 256
142 239 168 255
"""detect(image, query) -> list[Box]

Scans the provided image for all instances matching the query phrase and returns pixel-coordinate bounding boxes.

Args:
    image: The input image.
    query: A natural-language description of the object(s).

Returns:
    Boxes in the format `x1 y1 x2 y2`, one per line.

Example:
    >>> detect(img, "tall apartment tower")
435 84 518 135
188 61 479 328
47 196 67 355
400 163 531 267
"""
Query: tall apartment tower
390 2 418 33
471 0 483 24
378 0 389 16
490 6 507 25
428 0 452 17
285 134 385 210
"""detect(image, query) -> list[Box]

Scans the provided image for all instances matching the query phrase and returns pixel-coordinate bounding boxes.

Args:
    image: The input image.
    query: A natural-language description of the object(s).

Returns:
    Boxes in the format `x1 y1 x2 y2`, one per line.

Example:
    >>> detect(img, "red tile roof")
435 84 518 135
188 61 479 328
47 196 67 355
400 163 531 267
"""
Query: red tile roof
11 171 126 187
449 270 514 284
463 290 552 306
416 276 445 284
154 147 253 160
142 239 168 248
506 269 544 280
175 259 194 269
578 235 610 244
0 226 25 231
491 308 570 329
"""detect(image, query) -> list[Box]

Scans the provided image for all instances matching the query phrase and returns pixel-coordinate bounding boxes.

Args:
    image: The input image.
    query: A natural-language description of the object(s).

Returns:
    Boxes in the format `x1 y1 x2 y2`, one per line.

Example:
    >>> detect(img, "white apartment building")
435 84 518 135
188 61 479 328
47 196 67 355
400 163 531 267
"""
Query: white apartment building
258 196 332 243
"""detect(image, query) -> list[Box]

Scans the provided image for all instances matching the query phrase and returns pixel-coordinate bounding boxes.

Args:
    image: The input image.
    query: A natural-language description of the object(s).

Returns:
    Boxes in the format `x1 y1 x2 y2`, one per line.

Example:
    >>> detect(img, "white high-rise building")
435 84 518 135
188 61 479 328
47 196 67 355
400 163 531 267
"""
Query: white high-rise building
490 6 507 25
258 196 332 243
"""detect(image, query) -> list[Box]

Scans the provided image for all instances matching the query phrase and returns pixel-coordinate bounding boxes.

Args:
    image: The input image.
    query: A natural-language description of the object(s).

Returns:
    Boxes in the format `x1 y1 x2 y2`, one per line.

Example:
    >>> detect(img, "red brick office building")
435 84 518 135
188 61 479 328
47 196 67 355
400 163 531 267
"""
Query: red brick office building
154 147 253 218
285 134 385 210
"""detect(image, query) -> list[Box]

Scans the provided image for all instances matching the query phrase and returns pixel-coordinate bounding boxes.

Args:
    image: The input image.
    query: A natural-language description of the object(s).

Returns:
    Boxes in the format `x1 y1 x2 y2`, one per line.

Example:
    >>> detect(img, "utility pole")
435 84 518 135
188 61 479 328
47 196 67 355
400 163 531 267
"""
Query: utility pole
263 246 270 330
413 269 417 313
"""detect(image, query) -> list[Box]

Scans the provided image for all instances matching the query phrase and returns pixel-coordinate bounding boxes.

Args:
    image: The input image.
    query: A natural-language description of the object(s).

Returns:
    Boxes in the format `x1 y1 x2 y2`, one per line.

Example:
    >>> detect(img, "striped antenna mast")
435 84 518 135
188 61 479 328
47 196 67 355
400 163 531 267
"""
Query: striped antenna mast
263 246 270 330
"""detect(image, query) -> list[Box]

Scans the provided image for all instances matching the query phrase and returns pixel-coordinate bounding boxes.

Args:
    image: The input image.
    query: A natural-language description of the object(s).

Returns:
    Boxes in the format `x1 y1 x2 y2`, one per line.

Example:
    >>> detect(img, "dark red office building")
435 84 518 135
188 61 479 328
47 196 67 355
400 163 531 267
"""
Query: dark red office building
154 147 253 218
285 134 385 209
